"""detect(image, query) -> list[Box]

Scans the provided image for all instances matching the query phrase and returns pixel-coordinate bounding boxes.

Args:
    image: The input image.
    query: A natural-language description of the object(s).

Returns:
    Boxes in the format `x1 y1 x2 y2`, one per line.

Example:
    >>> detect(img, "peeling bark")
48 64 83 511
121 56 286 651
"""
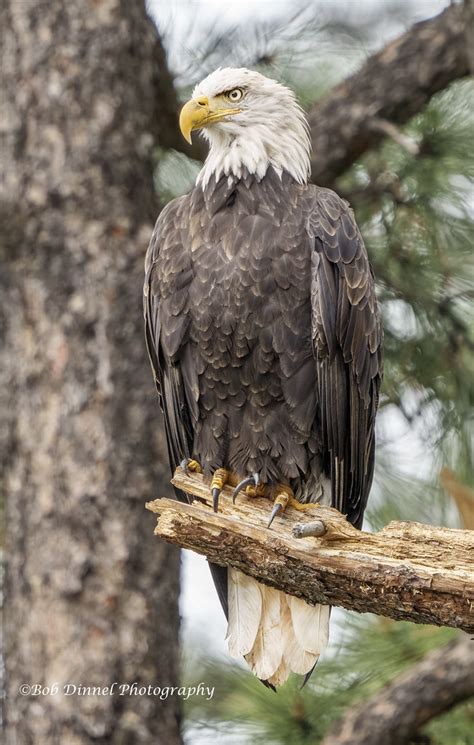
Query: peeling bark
147 470 474 633
1 1 181 743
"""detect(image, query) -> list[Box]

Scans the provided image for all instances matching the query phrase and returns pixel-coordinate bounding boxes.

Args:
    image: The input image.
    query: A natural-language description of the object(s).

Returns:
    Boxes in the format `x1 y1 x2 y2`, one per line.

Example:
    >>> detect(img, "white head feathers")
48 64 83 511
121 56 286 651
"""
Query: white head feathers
192 68 311 188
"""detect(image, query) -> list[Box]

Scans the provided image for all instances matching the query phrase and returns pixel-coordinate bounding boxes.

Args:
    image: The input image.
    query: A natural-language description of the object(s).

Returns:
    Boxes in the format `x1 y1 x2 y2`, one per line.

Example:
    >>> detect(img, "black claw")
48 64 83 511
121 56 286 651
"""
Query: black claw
267 503 283 529
232 472 260 504
232 476 254 504
212 487 220 513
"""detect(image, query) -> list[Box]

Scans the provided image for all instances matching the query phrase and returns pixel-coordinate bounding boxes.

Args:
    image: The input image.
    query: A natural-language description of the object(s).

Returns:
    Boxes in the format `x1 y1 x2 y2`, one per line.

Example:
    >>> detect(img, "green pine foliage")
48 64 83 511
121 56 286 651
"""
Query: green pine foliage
183 619 461 745
344 80 474 440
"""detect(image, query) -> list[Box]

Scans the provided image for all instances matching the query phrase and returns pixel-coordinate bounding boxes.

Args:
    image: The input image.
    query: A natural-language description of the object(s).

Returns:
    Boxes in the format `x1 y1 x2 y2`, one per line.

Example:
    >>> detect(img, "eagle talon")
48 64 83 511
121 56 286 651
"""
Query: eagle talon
210 467 234 512
267 502 284 528
267 486 293 529
212 487 220 513
232 472 260 504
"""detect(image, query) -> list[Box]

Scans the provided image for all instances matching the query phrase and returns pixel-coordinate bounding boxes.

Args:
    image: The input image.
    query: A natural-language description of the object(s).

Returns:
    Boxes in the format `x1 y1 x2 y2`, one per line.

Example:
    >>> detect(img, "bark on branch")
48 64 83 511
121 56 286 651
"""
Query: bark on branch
146 469 474 633
308 3 471 186
320 635 474 745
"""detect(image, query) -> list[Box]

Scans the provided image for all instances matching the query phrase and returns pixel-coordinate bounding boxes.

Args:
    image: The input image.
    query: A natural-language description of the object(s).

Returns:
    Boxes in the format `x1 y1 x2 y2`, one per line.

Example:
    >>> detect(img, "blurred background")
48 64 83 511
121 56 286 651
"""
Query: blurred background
1 1 472 744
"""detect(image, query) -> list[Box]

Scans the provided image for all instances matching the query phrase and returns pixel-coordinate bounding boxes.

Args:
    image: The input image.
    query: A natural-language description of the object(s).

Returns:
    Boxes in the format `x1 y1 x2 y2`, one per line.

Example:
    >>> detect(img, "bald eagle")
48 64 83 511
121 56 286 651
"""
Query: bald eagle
144 68 383 687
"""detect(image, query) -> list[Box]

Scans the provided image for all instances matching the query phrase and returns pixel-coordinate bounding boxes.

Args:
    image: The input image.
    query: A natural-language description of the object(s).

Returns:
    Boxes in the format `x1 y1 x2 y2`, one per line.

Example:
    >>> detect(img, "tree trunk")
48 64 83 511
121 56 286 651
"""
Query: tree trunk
1 2 181 743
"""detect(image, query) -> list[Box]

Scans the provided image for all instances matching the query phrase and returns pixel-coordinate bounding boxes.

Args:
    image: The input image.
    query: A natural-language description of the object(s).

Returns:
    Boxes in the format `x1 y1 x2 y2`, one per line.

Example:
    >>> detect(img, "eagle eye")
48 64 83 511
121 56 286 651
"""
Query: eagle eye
227 88 244 102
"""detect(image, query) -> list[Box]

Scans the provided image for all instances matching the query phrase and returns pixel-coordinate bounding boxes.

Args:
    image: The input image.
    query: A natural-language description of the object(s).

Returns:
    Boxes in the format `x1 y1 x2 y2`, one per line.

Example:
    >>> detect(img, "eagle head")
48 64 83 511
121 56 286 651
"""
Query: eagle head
179 68 311 186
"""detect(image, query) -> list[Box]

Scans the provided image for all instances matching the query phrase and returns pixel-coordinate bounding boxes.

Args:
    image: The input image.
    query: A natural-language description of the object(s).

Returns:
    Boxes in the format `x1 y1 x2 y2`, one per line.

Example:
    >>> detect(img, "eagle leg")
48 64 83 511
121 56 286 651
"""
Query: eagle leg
180 458 203 475
210 468 234 513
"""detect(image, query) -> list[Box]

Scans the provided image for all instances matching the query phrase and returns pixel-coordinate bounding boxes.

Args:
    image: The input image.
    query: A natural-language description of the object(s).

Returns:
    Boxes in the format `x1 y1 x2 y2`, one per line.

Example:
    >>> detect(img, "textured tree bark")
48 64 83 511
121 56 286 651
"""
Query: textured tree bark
320 635 474 745
147 470 474 633
1 2 181 744
308 3 471 186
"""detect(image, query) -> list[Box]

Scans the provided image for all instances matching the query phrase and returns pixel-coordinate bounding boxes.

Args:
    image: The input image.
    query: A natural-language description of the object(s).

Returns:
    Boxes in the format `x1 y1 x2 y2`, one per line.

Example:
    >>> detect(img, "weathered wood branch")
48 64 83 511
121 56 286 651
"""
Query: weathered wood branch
146 469 474 633
320 635 474 745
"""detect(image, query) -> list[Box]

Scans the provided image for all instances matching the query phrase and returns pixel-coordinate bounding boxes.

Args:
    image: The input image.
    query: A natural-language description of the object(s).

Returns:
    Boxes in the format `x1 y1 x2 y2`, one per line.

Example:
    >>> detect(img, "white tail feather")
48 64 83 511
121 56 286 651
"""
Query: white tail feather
245 585 283 680
227 571 331 686
289 595 330 655
281 596 319 675
267 657 291 687
227 568 262 657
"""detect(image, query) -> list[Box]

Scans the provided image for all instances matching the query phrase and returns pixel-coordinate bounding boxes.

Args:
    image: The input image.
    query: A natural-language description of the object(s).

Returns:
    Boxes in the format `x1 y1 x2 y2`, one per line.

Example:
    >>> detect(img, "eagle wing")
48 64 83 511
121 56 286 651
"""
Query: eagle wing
144 196 230 615
144 197 194 499
308 187 383 528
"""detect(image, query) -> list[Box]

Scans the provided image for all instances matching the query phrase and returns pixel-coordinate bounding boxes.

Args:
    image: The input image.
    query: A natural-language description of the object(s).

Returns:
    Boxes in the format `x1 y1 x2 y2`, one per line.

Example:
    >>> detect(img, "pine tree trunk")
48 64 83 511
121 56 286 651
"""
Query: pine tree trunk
1 2 182 743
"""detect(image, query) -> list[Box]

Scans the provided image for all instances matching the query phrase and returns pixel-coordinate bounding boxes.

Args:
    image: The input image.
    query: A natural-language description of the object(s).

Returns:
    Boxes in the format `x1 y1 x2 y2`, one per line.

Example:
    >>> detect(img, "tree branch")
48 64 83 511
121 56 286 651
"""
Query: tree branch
320 635 474 745
307 3 470 186
146 469 474 633
149 20 206 161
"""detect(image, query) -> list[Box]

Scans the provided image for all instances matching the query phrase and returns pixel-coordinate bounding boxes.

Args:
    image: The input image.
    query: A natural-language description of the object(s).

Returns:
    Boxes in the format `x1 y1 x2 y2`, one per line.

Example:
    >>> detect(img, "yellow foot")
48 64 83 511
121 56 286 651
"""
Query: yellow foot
267 489 321 528
180 458 202 474
232 473 267 505
210 468 236 513
243 481 267 498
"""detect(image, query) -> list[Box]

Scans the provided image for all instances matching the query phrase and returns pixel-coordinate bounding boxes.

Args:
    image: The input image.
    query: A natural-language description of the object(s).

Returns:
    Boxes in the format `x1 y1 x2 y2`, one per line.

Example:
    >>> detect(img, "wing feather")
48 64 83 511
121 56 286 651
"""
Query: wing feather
144 197 194 495
144 194 230 620
308 187 383 527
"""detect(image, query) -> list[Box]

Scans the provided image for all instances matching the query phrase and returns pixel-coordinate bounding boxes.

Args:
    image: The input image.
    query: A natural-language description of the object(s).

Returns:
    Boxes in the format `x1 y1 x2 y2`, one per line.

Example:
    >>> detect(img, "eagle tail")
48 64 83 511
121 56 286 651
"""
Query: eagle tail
226 568 330 687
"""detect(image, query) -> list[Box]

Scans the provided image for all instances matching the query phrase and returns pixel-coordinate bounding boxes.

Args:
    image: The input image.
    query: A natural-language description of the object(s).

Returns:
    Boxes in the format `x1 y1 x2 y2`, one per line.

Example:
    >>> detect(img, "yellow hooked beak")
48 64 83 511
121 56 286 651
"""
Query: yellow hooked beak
179 96 241 144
